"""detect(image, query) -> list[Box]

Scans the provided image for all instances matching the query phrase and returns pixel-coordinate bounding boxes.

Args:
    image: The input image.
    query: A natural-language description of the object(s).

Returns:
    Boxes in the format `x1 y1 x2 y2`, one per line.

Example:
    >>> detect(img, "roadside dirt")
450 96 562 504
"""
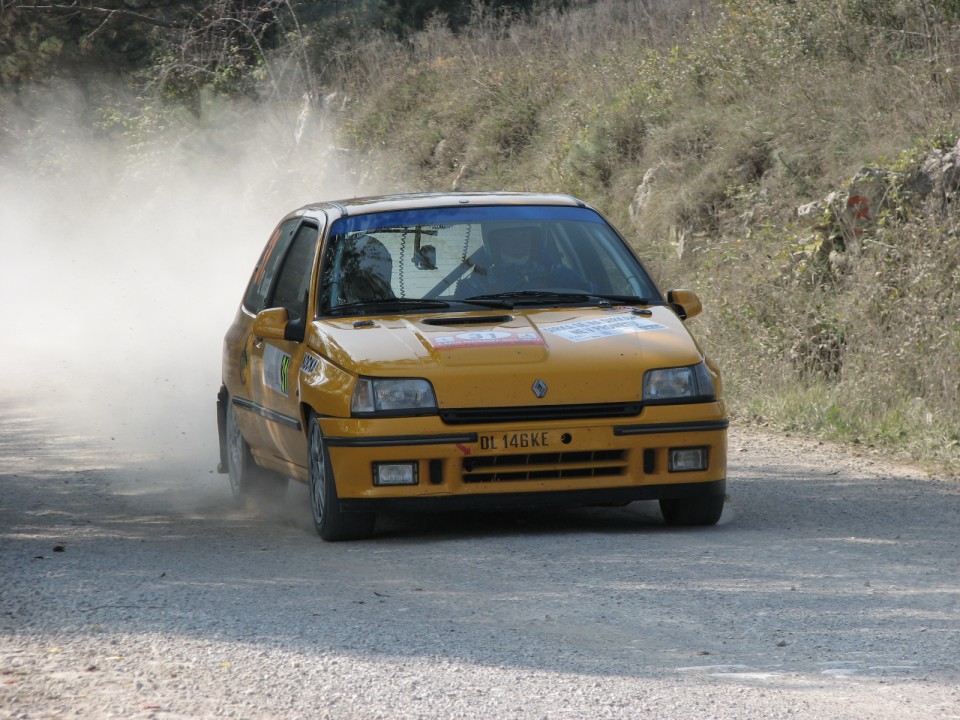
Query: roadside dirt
1 403 959 719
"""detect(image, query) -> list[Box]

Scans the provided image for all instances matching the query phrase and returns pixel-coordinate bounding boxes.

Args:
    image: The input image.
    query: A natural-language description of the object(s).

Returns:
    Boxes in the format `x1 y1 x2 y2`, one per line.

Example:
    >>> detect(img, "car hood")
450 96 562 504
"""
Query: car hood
307 307 704 407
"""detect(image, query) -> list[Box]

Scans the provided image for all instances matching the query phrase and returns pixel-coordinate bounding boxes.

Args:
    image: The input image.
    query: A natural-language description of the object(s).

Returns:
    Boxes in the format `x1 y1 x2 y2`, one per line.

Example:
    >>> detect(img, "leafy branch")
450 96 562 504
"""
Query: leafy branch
7 1 187 29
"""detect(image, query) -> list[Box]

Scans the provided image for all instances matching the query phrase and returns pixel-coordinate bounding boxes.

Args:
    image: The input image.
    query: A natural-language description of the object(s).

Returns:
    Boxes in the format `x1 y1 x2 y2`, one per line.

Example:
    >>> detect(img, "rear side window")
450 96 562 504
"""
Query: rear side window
244 219 300 313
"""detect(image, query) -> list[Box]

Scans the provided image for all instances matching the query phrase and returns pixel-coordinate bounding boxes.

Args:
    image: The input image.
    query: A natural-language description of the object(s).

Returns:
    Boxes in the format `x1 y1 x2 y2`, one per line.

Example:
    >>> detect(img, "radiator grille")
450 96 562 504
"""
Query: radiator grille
440 403 642 425
462 449 627 483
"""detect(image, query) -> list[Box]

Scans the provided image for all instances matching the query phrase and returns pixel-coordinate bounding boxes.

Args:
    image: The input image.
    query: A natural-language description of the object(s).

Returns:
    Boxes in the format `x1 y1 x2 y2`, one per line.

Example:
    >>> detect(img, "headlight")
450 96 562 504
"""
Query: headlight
643 362 716 404
351 377 438 415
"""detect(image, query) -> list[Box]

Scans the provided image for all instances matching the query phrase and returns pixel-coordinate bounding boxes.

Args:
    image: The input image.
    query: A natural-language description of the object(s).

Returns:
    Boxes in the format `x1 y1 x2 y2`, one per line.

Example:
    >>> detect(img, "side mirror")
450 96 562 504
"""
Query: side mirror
667 289 702 320
252 307 290 341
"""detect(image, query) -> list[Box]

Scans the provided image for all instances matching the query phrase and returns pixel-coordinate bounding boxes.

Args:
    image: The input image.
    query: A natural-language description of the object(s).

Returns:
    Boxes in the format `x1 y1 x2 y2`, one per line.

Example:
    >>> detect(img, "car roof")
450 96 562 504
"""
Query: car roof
295 191 589 220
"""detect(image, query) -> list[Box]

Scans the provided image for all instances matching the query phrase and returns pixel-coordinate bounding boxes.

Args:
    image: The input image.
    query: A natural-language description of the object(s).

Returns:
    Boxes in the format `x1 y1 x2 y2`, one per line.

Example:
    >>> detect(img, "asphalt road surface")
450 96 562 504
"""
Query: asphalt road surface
2 404 959 719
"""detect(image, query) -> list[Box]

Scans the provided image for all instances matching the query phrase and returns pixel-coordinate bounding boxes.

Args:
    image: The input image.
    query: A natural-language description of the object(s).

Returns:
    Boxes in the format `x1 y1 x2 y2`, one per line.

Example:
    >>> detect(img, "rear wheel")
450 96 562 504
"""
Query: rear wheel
308 413 375 541
225 399 288 506
659 494 724 526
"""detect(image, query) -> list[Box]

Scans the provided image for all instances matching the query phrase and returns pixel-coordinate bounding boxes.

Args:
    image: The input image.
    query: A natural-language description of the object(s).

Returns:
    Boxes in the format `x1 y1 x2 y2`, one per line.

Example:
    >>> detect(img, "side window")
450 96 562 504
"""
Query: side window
243 218 300 313
269 224 319 323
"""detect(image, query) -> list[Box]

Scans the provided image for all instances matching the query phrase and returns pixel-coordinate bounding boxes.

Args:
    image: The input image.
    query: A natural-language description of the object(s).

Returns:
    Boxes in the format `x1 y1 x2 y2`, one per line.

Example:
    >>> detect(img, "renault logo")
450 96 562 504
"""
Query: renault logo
532 379 548 398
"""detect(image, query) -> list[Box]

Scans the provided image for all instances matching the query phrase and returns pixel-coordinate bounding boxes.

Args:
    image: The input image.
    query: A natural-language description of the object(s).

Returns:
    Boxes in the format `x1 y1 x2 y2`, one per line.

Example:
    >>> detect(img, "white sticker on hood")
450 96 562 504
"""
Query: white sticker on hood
428 330 544 349
543 315 666 343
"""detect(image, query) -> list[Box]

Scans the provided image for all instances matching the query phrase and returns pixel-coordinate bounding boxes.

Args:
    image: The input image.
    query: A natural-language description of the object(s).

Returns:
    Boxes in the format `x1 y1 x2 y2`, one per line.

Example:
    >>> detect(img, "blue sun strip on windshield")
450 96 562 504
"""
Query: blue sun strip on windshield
329 205 606 235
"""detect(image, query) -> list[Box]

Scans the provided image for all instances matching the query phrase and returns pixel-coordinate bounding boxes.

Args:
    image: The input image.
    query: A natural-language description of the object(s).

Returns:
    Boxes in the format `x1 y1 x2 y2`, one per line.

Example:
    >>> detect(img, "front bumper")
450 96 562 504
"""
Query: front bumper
319 403 728 507
337 478 725 513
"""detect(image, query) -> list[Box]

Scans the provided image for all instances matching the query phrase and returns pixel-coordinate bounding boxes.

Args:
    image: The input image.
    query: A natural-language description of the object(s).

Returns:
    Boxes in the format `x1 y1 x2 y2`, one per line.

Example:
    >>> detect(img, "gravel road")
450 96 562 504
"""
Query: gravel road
2 403 959 720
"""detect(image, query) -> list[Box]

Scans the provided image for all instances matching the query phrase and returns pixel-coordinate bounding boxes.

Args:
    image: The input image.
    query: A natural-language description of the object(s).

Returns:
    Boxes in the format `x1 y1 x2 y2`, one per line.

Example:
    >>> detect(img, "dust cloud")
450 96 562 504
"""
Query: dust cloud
1 83 378 486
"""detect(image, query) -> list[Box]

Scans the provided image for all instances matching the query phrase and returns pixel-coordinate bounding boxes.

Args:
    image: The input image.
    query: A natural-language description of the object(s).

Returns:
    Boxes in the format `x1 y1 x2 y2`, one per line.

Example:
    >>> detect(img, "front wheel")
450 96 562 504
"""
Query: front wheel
308 413 375 541
225 398 288 506
659 494 724 526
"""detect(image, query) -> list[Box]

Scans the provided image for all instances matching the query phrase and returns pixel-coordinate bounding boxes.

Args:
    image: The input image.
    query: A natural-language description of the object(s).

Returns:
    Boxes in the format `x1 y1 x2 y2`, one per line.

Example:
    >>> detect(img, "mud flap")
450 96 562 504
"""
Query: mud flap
216 385 228 473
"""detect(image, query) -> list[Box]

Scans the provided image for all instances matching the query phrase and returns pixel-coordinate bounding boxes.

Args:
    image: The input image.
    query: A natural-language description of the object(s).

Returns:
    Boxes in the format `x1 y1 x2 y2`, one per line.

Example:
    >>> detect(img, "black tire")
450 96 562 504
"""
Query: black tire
659 494 724 526
225 398 288 506
308 413 375 541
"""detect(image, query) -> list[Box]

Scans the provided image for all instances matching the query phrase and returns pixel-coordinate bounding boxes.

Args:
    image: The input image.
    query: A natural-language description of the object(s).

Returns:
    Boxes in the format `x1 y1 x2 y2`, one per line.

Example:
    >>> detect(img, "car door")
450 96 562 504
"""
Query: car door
249 220 321 470
230 217 301 453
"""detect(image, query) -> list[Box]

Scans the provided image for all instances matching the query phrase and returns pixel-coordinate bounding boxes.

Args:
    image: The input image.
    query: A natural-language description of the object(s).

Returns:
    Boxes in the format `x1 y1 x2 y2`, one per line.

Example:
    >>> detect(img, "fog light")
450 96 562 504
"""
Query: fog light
669 447 708 472
374 462 419 486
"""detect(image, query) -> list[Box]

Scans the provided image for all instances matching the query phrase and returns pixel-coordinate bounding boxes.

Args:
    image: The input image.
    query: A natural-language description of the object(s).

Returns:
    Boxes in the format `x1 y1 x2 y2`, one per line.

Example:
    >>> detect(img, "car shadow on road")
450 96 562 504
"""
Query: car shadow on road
276 480 728 542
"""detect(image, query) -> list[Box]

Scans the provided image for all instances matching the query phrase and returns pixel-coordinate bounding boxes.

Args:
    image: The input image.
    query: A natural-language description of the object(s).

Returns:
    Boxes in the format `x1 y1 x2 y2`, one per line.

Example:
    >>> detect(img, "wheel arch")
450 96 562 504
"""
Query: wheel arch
299 401 316 440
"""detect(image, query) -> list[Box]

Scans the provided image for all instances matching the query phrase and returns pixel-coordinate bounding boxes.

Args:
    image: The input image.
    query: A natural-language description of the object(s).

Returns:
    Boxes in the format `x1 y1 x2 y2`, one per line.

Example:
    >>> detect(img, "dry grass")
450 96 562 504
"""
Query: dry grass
321 0 960 474
19 0 950 473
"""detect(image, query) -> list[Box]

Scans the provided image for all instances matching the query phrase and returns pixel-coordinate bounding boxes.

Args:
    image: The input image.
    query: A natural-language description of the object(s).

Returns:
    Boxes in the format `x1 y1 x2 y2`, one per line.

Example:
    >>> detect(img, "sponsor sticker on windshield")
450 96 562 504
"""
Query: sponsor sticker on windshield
428 330 544 349
543 315 666 343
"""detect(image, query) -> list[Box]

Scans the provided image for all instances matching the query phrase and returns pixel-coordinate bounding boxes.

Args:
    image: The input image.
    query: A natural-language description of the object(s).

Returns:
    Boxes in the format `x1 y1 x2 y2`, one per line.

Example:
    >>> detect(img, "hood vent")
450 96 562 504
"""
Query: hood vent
421 315 513 326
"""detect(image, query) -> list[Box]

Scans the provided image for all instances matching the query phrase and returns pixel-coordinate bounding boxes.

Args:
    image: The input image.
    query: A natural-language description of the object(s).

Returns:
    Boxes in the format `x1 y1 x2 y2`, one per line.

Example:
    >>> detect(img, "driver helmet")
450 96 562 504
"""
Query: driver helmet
485 225 542 268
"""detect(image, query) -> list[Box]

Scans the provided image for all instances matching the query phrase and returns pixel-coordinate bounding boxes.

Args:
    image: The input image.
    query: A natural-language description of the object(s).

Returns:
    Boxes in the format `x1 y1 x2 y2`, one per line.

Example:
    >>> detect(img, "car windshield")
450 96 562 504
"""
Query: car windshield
320 205 660 316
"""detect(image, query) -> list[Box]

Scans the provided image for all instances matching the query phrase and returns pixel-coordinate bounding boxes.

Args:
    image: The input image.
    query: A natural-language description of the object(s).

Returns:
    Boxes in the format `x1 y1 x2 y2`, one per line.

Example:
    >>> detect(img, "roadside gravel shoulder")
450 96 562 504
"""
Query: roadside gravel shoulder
2 416 958 720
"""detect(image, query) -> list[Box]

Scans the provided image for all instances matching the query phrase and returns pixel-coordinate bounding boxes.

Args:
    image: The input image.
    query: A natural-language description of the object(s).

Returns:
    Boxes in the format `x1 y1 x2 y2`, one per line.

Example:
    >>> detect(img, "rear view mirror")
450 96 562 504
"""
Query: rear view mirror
413 244 437 270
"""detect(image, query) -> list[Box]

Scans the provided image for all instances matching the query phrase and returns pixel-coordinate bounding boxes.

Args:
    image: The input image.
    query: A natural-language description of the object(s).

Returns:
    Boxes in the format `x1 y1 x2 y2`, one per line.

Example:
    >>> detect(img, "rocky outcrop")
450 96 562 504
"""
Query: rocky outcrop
628 162 705 259
628 164 659 226
919 140 960 206
797 138 960 256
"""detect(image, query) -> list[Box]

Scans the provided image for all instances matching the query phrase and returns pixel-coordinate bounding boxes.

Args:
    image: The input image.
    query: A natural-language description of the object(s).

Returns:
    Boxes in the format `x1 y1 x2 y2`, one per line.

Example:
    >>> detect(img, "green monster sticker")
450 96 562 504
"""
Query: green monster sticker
280 354 291 395
263 344 292 397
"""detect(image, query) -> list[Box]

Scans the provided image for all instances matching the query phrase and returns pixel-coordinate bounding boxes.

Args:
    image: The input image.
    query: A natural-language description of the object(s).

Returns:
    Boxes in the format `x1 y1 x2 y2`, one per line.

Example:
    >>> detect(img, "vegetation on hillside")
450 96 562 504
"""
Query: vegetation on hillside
3 0 959 473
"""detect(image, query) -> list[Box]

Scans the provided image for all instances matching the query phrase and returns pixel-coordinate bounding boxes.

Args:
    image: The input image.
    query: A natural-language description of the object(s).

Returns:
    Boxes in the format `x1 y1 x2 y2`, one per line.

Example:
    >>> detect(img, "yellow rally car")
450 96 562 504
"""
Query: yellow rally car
217 192 727 540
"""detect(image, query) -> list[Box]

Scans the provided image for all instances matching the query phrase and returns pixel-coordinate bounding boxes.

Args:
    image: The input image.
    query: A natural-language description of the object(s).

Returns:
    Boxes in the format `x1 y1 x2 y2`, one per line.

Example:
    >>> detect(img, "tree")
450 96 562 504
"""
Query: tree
0 1 313 96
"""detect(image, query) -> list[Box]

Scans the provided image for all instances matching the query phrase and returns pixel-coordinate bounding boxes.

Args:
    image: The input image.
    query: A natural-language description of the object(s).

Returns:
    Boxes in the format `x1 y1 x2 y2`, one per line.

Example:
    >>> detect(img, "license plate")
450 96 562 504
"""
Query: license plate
479 431 550 451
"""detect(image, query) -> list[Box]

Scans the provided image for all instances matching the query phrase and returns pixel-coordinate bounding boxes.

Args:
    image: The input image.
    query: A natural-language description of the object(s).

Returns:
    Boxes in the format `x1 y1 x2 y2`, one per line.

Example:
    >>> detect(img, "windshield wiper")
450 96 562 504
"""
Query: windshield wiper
461 291 590 308
462 291 651 309
330 298 451 315
584 293 652 306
